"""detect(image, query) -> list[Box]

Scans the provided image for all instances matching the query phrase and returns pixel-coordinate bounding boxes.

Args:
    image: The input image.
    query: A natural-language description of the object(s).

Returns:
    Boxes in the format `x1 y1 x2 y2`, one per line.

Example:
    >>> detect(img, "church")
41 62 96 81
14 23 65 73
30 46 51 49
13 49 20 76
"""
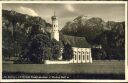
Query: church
46 13 92 64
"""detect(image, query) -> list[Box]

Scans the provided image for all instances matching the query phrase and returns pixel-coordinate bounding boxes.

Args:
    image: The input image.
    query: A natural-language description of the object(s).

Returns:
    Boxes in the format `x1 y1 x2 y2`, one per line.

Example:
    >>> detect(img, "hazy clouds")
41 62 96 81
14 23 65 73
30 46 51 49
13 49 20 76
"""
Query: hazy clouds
19 6 38 16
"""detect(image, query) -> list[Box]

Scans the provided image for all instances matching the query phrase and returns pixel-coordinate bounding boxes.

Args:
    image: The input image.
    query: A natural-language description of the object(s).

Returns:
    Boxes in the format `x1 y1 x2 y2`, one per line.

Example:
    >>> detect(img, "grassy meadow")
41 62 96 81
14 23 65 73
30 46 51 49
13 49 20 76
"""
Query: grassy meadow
2 60 125 79
3 60 125 74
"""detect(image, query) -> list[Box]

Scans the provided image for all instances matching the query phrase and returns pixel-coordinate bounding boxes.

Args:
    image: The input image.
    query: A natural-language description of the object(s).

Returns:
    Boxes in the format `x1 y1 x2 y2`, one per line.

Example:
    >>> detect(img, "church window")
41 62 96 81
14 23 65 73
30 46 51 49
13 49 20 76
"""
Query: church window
54 25 55 27
75 55 76 60
83 55 84 60
87 55 89 60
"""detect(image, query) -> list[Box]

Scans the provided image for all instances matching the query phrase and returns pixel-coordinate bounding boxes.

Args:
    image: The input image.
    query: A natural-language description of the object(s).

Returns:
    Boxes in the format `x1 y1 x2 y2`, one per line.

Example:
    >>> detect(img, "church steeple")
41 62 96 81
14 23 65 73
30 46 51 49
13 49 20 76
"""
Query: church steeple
51 11 57 20
51 12 59 41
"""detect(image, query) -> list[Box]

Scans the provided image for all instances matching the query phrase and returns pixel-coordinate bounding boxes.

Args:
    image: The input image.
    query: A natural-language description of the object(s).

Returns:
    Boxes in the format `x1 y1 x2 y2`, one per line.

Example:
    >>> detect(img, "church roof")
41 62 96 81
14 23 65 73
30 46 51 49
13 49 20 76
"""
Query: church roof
60 34 91 48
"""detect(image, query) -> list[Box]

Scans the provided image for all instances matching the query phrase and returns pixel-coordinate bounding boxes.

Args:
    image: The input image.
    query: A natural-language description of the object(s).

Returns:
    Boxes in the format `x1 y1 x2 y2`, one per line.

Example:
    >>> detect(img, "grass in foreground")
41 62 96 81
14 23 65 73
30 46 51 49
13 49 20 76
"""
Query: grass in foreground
2 60 125 79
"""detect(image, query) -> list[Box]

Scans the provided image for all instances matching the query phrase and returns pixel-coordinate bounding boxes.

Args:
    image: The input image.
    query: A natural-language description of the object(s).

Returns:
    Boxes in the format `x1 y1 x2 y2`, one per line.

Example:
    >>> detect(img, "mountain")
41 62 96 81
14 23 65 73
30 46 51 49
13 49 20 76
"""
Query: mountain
61 16 125 60
61 16 106 44
61 16 125 46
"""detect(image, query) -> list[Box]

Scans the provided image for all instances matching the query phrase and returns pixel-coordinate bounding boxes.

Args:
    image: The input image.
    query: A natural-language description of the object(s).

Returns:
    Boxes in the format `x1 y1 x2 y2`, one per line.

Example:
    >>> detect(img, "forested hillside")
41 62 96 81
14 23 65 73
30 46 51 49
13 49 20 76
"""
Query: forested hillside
61 16 125 60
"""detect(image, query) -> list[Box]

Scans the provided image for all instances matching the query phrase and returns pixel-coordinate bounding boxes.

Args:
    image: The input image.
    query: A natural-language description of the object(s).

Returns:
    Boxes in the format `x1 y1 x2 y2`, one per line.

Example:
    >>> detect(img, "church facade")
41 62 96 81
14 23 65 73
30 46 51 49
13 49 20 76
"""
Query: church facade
49 13 92 64
71 47 92 63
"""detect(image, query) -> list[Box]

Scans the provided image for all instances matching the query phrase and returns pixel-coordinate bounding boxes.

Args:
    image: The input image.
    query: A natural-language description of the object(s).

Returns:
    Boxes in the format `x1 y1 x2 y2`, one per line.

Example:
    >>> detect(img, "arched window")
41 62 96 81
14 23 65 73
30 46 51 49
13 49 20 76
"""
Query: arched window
78 51 81 60
75 55 76 60
83 55 84 60
87 55 89 60
54 25 55 27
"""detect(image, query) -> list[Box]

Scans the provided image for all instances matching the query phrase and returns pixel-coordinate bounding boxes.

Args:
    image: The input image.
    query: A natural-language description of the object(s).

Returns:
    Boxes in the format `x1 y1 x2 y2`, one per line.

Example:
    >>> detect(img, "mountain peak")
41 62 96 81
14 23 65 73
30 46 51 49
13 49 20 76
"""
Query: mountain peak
73 16 89 22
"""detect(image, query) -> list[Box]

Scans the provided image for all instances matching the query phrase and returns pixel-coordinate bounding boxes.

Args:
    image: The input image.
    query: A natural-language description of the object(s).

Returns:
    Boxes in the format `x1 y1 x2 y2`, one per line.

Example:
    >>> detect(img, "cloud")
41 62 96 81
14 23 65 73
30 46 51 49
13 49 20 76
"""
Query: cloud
65 4 75 12
18 6 38 16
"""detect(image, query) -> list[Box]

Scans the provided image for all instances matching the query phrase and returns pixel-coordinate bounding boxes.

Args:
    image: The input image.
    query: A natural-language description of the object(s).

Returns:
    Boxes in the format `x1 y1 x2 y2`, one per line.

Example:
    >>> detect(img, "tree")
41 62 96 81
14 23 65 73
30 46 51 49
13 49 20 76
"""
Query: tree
51 39 62 60
92 48 107 60
62 42 73 60
22 33 51 63
20 24 62 63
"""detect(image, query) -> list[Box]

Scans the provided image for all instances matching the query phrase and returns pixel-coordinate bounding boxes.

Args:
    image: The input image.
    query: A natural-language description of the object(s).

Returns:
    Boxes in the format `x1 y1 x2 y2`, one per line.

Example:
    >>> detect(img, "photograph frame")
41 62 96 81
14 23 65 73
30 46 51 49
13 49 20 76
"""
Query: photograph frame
0 1 127 82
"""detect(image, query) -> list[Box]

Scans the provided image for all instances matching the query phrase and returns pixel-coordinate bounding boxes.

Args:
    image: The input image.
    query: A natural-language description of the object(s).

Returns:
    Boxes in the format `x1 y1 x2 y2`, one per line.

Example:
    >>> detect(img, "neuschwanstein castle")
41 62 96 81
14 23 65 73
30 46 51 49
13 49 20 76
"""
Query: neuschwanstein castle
45 13 92 64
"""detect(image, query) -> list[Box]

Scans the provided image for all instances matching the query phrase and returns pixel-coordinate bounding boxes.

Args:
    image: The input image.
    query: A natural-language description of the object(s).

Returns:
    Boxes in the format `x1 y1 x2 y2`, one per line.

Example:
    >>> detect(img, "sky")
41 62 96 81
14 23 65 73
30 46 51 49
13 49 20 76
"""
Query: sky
2 3 125 29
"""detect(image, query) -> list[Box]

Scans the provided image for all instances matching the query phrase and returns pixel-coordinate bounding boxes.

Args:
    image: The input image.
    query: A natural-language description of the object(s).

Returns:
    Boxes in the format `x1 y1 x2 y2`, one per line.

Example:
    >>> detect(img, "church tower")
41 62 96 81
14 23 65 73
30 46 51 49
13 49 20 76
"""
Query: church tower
51 12 59 41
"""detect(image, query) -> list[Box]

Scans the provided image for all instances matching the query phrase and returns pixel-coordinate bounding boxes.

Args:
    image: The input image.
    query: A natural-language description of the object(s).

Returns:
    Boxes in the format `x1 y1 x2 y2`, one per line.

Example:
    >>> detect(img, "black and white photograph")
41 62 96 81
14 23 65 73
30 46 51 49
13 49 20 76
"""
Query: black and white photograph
1 1 127 82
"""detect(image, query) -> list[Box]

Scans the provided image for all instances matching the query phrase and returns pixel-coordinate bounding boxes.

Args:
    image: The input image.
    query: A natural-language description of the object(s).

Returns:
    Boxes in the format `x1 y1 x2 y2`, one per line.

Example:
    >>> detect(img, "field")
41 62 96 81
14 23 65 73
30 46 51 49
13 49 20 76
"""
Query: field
2 60 125 79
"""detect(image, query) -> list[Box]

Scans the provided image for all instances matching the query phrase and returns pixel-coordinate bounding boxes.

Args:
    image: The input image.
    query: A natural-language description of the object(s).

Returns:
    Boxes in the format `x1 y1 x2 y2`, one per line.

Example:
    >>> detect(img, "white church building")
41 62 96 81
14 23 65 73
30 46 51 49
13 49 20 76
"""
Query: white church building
71 47 92 63
45 13 92 64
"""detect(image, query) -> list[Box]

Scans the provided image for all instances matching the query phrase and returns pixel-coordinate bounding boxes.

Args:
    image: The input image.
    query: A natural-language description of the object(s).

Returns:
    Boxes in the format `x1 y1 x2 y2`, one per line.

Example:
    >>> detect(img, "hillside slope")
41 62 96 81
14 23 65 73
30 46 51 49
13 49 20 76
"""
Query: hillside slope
2 10 52 59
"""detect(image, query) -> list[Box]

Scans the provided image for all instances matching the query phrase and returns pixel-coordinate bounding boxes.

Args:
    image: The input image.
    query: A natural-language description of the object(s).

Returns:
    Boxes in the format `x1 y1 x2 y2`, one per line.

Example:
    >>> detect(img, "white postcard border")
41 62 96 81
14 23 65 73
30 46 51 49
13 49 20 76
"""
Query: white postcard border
0 1 127 82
